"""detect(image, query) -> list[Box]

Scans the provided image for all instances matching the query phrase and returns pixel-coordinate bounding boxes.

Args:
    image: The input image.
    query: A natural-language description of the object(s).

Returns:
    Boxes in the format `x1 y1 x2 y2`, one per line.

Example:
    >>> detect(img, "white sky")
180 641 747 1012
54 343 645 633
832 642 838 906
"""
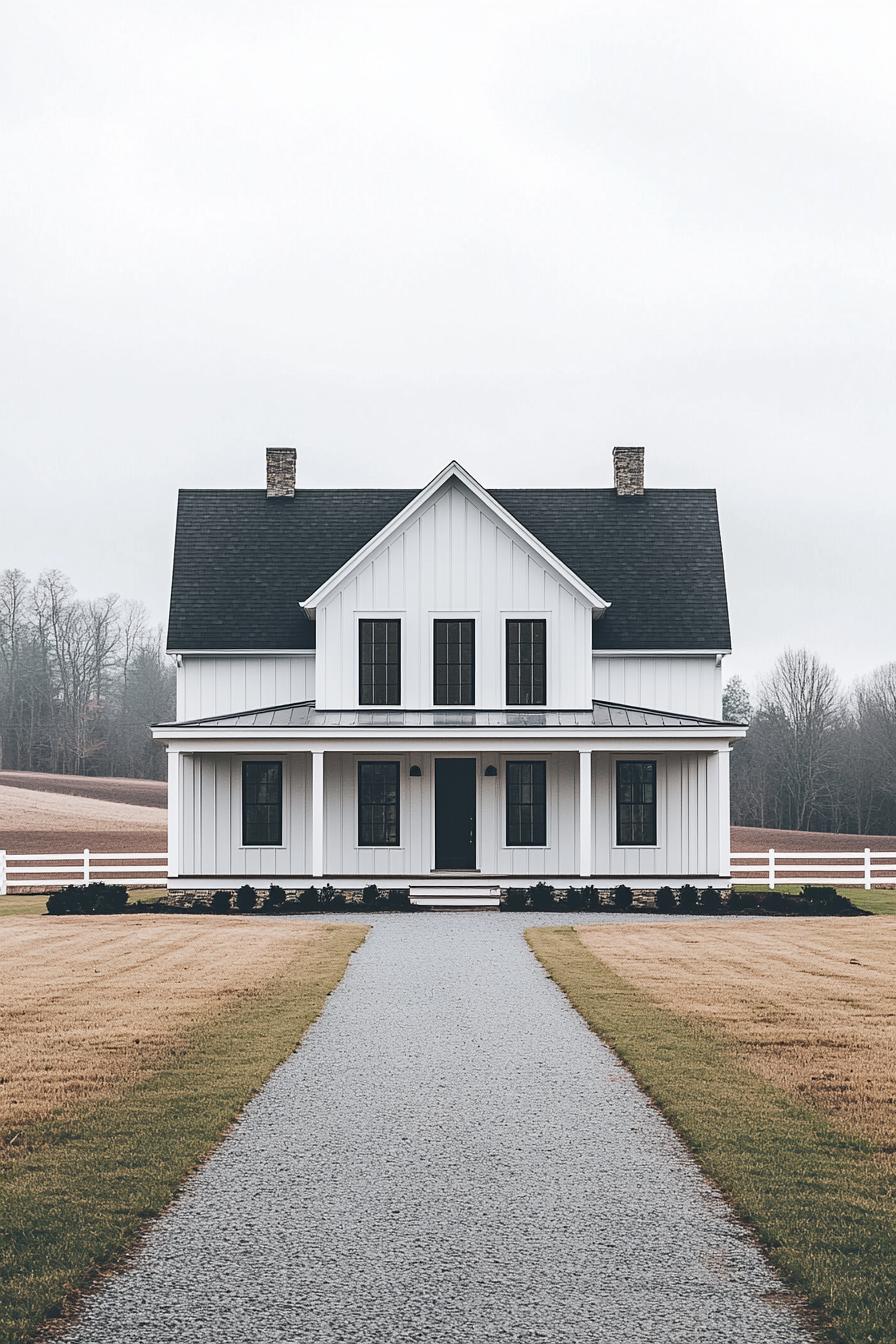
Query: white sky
2 1 894 694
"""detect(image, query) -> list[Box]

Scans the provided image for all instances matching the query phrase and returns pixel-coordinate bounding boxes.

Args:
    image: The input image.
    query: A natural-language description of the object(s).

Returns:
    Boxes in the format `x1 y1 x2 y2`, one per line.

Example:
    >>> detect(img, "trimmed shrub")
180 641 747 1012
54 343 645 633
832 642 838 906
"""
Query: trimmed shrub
565 887 587 911
582 886 602 912
501 888 528 912
361 883 379 909
801 885 857 915
318 884 346 911
654 885 676 913
267 884 287 909
210 889 231 914
45 883 128 916
727 889 759 914
235 884 257 914
298 886 320 912
46 886 82 915
762 889 790 914
678 884 700 913
386 888 411 911
611 884 634 911
529 882 556 912
93 884 128 914
700 886 723 915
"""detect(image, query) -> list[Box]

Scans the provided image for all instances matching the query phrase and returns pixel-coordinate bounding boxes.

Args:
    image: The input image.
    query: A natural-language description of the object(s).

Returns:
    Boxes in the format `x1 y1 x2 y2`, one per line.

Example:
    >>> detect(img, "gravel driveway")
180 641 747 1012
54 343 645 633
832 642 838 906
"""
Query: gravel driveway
64 913 814 1343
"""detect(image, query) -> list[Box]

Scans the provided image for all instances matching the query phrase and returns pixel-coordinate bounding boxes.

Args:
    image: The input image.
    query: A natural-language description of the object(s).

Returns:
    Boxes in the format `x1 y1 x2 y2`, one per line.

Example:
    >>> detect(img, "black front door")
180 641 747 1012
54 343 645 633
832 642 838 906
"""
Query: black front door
434 758 476 869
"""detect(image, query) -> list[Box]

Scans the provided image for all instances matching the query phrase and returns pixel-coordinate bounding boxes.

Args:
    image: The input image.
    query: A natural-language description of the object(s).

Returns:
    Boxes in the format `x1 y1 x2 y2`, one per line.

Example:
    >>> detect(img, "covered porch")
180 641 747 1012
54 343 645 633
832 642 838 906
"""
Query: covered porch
156 701 741 892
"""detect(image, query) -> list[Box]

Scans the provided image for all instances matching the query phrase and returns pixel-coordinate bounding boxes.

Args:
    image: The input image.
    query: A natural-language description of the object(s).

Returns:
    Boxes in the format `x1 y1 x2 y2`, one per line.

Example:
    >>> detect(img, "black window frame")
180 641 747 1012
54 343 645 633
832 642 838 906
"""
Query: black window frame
505 618 547 707
505 759 547 847
241 760 283 847
358 760 401 847
359 619 401 706
615 760 658 847
433 618 475 706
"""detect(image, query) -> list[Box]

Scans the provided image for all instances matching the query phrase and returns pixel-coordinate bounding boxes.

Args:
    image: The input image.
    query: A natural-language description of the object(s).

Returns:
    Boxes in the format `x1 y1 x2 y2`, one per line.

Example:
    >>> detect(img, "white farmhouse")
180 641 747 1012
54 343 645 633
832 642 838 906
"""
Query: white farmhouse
154 446 744 897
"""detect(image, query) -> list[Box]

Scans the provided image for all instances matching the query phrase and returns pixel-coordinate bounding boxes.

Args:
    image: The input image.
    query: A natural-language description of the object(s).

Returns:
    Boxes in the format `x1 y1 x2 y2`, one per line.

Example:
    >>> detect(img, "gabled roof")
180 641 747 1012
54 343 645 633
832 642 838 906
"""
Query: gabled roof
167 483 731 652
157 699 737 732
301 462 608 614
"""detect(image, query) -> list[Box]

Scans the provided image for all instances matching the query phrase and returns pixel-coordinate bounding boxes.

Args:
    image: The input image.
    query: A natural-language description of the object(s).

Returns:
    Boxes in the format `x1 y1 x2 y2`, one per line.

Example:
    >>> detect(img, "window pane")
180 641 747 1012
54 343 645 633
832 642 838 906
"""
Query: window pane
242 761 282 846
505 760 547 846
615 761 657 846
433 619 475 705
358 761 400 846
359 620 401 705
505 620 546 706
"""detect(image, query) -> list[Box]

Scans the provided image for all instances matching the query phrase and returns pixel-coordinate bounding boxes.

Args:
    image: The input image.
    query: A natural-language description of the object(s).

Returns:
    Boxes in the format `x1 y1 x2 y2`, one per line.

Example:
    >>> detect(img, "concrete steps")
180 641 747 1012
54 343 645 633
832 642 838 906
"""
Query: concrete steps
409 884 502 910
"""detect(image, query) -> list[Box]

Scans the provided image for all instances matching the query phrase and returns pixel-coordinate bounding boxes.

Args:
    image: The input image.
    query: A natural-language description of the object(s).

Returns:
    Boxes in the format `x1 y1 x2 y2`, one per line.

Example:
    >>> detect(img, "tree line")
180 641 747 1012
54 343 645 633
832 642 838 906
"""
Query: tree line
725 649 896 836
0 569 175 780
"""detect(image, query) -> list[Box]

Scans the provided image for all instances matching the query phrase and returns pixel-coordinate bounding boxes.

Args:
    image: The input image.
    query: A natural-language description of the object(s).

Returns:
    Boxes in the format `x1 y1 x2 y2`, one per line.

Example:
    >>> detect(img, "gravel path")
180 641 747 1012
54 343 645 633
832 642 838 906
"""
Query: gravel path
64 914 814 1343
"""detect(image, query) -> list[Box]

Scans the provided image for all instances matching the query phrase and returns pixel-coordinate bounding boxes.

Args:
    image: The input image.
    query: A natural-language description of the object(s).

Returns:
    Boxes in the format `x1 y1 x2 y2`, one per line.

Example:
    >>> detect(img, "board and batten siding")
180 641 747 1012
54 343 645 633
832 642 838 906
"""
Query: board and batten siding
176 655 315 720
591 751 720 877
314 480 595 710
592 656 722 719
175 749 720 880
178 753 311 877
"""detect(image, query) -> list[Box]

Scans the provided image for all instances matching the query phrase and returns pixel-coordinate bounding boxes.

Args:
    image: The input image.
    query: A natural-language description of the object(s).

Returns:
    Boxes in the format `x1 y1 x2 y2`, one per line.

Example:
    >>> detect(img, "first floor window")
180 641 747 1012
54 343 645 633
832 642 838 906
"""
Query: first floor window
242 761 282 846
359 619 401 705
506 760 547 846
506 618 546 706
616 760 657 846
434 619 475 705
358 761 400 846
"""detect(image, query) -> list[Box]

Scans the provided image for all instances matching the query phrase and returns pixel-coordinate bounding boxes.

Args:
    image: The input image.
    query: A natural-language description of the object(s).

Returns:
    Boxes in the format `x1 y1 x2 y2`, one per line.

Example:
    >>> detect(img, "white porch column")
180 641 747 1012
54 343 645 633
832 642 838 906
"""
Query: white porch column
311 750 325 878
167 747 180 879
578 749 592 878
718 746 731 879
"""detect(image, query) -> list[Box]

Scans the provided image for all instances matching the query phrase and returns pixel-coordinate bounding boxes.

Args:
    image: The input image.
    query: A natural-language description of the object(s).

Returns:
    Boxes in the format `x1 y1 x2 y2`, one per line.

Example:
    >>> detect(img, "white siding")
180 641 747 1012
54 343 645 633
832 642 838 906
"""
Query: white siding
592 752 720 877
176 749 721 881
314 480 595 710
592 656 722 718
177 655 315 720
179 753 311 877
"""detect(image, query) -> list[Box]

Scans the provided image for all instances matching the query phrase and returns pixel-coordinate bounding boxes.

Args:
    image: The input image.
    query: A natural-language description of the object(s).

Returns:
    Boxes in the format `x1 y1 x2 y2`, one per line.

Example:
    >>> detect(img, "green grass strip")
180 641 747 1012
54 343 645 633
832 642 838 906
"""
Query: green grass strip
527 926 896 1344
0 923 367 1344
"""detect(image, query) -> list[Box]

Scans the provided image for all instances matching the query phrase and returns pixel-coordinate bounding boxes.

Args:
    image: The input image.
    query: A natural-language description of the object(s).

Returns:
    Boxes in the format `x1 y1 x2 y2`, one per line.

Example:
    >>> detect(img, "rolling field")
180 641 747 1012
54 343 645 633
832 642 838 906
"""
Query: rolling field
0 778 166 856
529 921 896 1344
0 917 367 1344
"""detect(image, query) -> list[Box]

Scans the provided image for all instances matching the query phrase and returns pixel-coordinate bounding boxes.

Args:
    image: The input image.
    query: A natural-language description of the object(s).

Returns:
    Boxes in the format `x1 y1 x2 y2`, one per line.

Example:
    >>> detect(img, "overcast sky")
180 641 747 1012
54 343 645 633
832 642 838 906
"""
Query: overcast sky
2 1 894 692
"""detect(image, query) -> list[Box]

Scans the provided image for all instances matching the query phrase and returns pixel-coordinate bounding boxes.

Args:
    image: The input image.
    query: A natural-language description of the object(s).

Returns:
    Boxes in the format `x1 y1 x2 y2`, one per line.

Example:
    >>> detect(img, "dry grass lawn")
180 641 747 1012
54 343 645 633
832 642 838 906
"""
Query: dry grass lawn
0 917 330 1140
576 918 896 1154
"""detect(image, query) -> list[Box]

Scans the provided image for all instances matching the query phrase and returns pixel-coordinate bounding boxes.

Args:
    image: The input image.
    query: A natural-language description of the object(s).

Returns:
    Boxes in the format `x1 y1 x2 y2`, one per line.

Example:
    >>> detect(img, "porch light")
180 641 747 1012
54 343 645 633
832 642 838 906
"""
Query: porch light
483 765 497 777
409 765 422 777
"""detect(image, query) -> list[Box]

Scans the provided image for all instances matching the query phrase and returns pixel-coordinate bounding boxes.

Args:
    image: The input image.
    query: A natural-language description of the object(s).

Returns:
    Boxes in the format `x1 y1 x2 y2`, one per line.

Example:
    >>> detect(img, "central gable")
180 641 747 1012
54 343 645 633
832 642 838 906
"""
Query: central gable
302 462 608 615
308 463 603 710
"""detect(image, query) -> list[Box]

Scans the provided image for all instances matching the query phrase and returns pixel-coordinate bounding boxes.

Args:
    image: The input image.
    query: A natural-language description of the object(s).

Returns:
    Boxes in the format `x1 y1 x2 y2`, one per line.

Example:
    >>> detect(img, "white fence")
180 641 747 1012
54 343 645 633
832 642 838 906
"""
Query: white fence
0 850 168 895
730 849 896 890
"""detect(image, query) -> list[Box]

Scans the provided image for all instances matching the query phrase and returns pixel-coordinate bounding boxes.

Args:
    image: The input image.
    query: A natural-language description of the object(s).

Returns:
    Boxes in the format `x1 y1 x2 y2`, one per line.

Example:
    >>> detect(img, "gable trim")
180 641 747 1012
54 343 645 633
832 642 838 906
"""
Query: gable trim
300 461 610 615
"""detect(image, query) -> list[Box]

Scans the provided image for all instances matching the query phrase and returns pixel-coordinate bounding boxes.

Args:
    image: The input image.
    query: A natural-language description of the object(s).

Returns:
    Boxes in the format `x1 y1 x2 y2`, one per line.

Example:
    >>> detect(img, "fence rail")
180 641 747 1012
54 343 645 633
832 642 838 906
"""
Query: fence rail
0 850 168 894
730 849 896 890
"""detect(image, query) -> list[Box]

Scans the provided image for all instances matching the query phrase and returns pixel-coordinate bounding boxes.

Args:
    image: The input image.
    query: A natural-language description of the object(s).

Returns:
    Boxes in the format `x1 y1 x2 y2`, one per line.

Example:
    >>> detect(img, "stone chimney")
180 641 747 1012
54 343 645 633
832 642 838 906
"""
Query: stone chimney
613 445 644 496
266 447 296 498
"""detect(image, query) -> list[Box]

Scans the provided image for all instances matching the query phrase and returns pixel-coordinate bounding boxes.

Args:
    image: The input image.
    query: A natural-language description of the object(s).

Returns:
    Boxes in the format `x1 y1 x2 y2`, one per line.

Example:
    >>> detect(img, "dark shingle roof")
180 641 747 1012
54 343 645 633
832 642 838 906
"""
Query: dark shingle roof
166 487 731 652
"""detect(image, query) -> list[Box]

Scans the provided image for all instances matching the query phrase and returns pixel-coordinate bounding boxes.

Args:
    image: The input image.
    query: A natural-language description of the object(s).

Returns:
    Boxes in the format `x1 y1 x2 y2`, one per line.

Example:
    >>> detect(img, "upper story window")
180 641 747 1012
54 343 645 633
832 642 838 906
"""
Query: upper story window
433 619 475 706
616 760 657 846
359 619 401 705
505 619 546 706
242 760 283 846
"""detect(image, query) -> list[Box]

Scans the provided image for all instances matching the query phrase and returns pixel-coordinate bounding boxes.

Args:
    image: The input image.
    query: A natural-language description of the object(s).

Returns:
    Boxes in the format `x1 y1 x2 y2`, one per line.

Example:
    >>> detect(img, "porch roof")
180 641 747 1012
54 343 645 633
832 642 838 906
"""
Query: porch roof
157 699 737 732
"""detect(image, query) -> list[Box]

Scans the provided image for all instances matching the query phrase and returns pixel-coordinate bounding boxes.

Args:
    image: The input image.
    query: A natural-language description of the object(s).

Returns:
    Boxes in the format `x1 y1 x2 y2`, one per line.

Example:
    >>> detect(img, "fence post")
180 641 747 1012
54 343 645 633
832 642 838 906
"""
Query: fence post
768 848 775 889
83 848 90 884
864 847 872 891
0 850 6 897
